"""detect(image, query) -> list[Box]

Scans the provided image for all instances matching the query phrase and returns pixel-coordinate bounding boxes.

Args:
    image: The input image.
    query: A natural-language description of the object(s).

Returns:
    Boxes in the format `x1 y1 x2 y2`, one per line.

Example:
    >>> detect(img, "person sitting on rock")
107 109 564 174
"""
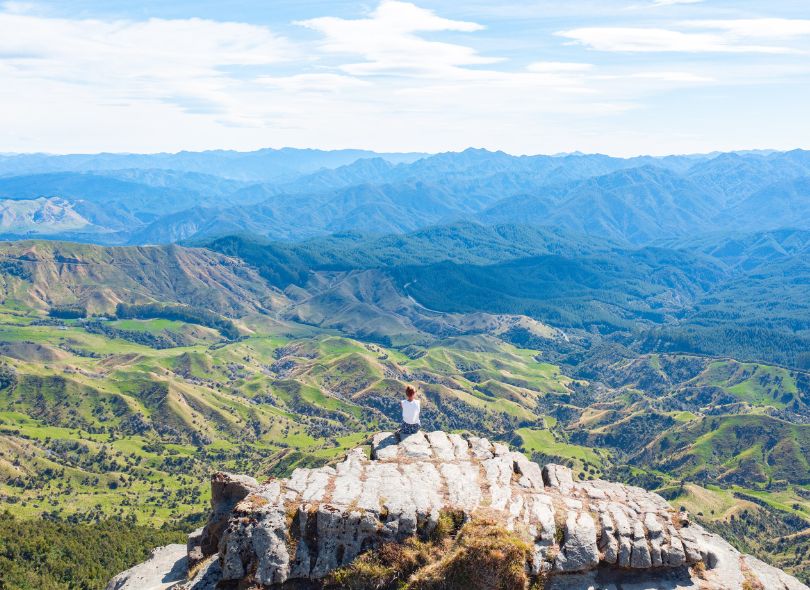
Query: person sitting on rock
400 385 421 435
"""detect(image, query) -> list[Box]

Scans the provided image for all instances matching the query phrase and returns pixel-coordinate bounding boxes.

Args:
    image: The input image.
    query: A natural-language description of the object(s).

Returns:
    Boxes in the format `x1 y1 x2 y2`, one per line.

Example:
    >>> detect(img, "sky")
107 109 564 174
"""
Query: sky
1 0 809 156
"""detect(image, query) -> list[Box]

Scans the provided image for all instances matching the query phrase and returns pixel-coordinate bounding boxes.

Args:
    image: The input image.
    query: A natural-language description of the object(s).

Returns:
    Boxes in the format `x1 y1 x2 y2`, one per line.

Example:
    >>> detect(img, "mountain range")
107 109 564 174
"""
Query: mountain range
1 147 808 246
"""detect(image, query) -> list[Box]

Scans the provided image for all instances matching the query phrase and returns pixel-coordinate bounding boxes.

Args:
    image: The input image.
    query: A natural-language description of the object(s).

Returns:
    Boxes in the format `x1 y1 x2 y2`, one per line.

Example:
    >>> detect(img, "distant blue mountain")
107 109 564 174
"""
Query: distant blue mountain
0 147 426 182
0 147 808 245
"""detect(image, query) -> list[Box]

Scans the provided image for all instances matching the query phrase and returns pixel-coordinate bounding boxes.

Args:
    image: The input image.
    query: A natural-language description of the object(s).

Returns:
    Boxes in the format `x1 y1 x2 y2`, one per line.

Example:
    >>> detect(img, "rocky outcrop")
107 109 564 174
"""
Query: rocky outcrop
189 472 259 565
105 544 187 590
110 431 809 590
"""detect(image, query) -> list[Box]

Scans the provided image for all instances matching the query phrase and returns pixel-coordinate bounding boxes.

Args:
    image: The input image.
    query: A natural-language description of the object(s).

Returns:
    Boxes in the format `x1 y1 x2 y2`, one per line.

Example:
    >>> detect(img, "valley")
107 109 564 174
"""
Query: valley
1 147 809 586
4 0 810 584
0 236 808 584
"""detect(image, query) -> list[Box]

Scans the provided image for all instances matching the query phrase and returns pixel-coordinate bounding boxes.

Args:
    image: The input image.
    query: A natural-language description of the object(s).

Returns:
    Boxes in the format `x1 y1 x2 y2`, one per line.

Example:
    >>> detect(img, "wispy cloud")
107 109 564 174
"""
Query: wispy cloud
683 18 810 40
0 1 37 14
650 0 703 7
526 61 594 72
556 21 809 53
0 10 295 124
613 71 714 82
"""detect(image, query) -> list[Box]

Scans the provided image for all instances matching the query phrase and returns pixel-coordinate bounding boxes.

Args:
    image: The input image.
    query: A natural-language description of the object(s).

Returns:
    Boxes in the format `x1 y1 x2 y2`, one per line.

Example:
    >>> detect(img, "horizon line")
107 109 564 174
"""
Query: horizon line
1 145 806 160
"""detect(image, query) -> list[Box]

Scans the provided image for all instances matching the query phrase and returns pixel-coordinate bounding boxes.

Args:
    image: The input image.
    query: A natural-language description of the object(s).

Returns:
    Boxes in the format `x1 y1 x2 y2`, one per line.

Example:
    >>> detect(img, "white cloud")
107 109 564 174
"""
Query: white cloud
0 10 294 124
0 1 806 156
684 18 810 40
297 1 499 77
557 26 798 53
288 0 621 125
625 71 713 82
295 2 603 93
650 0 703 6
2 1 629 153
0 1 36 14
527 61 594 72
256 73 370 93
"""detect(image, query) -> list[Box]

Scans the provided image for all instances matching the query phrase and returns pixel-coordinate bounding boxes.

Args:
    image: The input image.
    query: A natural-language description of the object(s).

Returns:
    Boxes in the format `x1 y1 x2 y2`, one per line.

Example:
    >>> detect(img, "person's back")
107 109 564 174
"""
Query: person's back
400 385 421 435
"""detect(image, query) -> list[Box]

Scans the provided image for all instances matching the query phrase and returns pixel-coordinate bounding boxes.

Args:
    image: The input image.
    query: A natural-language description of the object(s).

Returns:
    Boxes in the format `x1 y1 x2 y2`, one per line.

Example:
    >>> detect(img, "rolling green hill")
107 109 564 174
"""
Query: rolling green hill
0 299 579 525
2 301 808 579
0 238 808 583
641 414 810 487
203 223 810 369
3 145 810 585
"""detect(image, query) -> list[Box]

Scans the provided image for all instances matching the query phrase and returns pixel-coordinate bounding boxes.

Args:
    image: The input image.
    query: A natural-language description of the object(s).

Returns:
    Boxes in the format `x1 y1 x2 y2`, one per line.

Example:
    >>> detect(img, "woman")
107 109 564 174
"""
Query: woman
400 385 421 435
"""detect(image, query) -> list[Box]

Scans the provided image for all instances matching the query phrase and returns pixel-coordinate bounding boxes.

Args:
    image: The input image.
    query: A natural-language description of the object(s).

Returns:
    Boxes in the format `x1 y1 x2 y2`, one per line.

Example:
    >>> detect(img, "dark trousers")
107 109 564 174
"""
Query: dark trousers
401 422 420 435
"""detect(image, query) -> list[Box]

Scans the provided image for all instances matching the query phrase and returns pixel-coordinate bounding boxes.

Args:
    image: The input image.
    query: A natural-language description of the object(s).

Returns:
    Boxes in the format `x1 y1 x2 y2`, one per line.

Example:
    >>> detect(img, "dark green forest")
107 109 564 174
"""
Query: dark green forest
0 513 184 590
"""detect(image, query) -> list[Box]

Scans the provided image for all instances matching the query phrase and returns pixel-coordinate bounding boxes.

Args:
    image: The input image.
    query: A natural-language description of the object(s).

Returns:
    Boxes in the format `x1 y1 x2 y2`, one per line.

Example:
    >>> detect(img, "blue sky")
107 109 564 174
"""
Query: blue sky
1 0 809 155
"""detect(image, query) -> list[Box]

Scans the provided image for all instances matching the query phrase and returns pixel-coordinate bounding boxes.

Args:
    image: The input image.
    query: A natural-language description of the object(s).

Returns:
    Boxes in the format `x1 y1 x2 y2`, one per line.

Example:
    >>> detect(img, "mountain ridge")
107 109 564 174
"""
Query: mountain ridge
2 148 809 245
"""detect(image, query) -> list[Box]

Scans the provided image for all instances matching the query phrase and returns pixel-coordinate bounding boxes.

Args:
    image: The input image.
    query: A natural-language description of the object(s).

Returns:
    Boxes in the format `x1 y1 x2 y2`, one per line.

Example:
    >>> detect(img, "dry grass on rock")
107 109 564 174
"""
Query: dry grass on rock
408 514 534 590
327 511 537 590
326 537 441 590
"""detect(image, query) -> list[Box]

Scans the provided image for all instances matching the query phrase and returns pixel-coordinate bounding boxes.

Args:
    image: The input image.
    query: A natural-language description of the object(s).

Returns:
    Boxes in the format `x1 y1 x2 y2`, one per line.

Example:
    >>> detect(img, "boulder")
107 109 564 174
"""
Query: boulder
104 544 187 590
553 511 599 572
743 555 809 590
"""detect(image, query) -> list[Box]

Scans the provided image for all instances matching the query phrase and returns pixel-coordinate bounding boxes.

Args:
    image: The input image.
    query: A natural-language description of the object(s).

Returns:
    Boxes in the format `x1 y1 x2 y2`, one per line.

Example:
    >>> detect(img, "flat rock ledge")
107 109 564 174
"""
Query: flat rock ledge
109 431 809 590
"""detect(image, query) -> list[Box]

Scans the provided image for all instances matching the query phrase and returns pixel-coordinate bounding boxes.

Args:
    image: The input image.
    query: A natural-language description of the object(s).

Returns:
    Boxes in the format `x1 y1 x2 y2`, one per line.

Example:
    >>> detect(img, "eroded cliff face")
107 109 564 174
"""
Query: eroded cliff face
109 431 809 590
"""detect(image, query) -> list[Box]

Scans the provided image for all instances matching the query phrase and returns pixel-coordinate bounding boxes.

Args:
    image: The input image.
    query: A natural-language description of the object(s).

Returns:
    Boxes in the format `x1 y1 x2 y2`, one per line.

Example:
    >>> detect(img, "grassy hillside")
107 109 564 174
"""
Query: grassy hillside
0 240 285 316
3 306 807 544
641 414 810 488
0 240 807 582
566 353 810 516
0 301 581 525
663 483 810 580
205 224 810 369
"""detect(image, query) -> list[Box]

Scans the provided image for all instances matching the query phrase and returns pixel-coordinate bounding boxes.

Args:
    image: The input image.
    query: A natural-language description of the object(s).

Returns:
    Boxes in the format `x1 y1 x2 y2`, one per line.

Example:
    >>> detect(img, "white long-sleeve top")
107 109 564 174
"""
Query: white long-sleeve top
401 399 421 425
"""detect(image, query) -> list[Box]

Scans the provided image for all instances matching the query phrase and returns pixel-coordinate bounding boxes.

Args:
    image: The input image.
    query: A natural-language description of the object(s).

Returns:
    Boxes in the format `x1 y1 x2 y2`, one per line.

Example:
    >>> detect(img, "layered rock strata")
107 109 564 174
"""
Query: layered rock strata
109 431 809 590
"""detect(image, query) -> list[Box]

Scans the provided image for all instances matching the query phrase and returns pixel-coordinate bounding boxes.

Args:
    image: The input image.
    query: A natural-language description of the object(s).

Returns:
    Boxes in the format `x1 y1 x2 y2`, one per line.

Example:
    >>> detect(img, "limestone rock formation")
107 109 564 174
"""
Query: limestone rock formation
110 431 809 590
105 544 187 590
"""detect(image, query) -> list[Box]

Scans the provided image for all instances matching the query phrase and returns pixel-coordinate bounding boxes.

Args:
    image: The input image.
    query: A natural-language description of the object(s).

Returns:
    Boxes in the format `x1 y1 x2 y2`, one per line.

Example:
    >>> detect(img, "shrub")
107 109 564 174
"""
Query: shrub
49 305 86 319
430 509 466 543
